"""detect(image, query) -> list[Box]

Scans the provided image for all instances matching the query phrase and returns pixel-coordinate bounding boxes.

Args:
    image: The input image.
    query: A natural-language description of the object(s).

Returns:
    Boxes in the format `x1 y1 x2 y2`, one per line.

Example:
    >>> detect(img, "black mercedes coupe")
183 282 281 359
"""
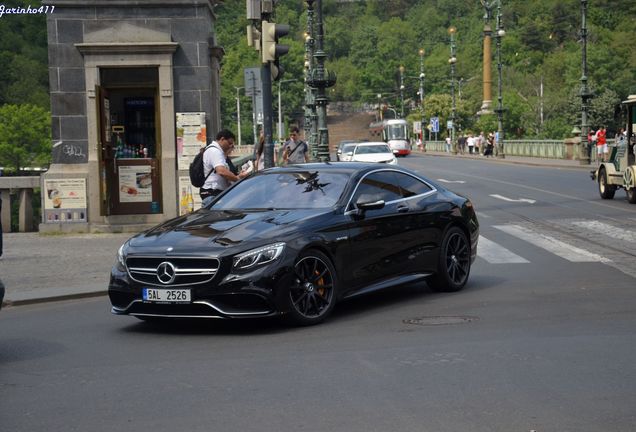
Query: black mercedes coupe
109 163 479 325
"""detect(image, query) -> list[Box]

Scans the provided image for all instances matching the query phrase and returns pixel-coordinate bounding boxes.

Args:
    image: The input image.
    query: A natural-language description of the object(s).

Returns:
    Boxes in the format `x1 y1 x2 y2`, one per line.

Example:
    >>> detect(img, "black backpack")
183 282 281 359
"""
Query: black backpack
189 144 215 188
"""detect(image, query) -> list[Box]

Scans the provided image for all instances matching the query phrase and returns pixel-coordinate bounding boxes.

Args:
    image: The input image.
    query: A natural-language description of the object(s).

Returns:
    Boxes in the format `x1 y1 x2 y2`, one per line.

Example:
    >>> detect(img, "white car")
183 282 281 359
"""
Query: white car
341 142 398 165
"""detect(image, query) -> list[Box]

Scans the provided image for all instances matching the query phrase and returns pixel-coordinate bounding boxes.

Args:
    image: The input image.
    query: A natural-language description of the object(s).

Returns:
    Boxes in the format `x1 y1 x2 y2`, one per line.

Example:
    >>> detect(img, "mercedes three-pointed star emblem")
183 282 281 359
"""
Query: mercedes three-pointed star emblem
156 261 176 285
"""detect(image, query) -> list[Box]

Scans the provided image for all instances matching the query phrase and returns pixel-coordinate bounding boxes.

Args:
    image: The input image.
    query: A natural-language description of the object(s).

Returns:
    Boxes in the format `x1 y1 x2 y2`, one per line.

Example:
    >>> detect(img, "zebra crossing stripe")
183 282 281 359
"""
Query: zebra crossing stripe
478 235 529 263
493 224 611 263
571 220 636 243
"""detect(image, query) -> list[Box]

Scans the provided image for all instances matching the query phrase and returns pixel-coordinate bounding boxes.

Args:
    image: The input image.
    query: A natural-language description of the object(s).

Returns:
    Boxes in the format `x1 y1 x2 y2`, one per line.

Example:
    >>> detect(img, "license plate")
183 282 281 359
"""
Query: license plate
143 288 191 303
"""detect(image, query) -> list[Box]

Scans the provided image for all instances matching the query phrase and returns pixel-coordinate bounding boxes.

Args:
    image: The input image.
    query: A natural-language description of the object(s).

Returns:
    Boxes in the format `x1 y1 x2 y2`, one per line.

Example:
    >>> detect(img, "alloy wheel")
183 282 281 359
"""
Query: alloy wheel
444 231 470 285
290 255 335 320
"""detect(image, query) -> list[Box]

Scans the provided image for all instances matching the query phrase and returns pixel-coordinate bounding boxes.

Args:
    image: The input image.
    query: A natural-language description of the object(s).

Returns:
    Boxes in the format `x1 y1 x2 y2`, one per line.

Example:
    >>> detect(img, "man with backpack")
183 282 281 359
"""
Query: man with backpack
198 129 249 206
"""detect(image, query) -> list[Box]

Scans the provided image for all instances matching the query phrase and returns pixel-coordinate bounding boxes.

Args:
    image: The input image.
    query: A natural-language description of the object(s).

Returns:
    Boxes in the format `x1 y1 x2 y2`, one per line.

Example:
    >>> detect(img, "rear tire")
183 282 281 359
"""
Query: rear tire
598 168 616 199
427 226 471 293
627 187 636 204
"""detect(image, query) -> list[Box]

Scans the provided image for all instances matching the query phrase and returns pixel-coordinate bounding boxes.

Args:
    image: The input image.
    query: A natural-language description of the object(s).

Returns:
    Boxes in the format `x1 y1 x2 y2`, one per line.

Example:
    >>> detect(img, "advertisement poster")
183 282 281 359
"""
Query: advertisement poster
43 178 87 223
118 165 152 203
178 175 202 214
176 112 206 170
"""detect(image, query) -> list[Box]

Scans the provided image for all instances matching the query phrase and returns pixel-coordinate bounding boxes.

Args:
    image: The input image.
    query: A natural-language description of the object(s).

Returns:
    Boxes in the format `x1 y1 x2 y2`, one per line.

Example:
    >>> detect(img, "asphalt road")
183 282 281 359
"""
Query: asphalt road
1 155 636 432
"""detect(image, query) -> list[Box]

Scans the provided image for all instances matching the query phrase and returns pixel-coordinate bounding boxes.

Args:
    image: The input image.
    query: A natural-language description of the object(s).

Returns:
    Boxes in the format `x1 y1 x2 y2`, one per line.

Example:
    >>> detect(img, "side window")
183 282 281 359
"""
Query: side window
395 172 433 198
351 171 402 207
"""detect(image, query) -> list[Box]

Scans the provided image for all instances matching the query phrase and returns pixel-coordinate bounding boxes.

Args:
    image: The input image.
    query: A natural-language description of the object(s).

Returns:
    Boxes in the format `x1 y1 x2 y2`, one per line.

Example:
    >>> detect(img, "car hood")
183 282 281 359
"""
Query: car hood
353 154 394 163
126 208 327 254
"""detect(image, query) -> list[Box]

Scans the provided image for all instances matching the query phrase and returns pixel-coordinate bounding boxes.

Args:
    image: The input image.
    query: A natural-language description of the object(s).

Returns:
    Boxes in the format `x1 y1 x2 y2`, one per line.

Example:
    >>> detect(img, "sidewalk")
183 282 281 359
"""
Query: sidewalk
0 153 598 308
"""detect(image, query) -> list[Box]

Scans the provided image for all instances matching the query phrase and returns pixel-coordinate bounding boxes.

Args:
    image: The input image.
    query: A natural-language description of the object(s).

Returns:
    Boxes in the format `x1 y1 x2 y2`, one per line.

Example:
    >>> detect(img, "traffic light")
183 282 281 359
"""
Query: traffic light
262 21 289 80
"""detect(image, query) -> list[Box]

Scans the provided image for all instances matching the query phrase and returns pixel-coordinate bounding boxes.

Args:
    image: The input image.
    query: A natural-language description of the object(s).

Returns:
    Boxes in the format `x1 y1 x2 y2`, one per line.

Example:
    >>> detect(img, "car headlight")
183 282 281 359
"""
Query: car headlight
233 242 285 271
115 242 128 271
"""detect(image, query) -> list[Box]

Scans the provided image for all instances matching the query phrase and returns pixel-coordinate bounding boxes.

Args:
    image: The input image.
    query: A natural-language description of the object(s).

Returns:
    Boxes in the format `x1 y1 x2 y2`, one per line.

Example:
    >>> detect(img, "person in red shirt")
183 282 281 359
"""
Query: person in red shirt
595 126 608 162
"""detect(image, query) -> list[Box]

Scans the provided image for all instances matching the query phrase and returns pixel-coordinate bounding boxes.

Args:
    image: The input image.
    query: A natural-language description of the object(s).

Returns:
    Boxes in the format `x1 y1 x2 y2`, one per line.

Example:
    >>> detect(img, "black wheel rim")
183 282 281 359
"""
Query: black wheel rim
290 256 334 319
445 232 470 285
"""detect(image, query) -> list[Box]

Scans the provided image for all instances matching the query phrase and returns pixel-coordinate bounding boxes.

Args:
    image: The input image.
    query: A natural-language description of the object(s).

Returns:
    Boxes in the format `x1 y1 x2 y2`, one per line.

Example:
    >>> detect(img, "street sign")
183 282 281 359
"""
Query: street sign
430 117 439 133
446 120 453 130
243 67 262 97
413 121 421 133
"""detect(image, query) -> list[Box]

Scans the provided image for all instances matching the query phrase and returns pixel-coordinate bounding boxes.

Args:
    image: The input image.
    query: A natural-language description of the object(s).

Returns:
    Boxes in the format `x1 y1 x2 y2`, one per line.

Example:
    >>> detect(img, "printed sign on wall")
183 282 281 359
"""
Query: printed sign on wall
118 165 153 203
43 178 87 223
176 112 207 170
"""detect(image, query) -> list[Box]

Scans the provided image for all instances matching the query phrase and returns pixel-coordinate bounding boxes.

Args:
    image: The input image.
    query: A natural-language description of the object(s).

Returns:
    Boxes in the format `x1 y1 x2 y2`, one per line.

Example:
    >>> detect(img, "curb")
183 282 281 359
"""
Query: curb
415 150 594 170
2 290 108 309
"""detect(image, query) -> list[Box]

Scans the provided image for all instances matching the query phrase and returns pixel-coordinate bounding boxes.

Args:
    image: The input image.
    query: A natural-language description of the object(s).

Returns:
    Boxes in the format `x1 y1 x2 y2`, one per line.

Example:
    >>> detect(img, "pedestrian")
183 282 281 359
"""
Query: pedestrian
444 135 451 153
467 133 475 154
484 133 494 157
595 126 608 163
416 136 423 152
282 126 309 165
478 131 486 155
200 129 249 207
457 134 466 155
254 129 265 171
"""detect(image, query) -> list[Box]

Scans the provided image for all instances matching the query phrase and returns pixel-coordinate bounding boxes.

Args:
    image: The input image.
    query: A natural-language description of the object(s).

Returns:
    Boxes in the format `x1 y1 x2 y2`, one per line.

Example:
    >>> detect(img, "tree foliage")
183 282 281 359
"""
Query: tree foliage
0 104 51 172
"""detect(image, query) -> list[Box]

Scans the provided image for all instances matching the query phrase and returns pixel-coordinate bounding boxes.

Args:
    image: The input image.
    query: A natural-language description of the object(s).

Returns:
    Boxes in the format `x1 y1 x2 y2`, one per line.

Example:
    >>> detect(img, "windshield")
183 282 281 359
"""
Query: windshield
355 145 391 154
212 171 349 210
386 124 407 140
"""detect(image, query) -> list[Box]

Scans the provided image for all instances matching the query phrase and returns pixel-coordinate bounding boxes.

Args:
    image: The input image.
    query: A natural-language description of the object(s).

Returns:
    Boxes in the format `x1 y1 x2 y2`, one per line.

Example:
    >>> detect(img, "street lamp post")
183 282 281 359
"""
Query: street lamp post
235 86 244 148
579 0 592 165
304 0 317 157
419 48 425 142
307 0 336 162
377 93 382 120
449 26 458 155
399 65 405 118
479 0 495 115
494 0 505 159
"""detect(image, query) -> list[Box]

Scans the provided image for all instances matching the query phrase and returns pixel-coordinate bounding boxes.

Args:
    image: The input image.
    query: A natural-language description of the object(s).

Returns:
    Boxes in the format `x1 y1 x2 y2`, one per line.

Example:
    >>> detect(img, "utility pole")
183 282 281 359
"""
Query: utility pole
235 86 244 147
479 0 495 115
418 48 425 143
399 65 405 118
494 0 505 159
449 26 458 155
579 0 592 165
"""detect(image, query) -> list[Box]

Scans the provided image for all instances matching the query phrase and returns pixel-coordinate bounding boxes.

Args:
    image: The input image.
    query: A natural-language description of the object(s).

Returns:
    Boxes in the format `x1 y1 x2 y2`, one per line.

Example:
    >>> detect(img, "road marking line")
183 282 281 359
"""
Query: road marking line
478 235 529 263
489 194 536 204
493 224 611 263
437 178 466 184
571 220 636 243
476 211 491 219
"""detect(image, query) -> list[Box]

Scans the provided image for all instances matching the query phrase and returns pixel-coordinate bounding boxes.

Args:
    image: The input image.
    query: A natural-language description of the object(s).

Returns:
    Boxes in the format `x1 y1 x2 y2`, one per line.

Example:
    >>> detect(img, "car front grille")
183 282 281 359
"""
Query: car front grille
126 256 220 287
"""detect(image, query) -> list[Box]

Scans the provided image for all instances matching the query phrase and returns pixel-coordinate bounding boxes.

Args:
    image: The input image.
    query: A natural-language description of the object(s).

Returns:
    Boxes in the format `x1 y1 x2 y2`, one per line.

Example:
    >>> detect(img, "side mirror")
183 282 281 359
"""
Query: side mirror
346 151 354 156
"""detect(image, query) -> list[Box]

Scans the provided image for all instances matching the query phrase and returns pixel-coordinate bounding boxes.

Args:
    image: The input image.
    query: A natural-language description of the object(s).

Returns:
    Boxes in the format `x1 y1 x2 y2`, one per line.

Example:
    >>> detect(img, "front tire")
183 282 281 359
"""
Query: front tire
598 168 616 199
427 226 471 293
286 249 337 326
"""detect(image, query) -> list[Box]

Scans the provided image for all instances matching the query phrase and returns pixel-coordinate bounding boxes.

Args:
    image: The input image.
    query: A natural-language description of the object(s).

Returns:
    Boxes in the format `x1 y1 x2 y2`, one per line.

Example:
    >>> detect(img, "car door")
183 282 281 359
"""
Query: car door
343 170 413 291
394 172 440 274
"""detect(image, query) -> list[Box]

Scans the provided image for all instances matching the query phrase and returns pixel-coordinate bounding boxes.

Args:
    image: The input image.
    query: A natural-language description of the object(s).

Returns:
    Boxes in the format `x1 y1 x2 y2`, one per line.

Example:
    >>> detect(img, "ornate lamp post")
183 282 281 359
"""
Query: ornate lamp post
235 86 244 148
307 0 336 162
399 65 405 118
304 0 317 157
494 0 505 158
579 0 592 165
418 48 425 142
448 26 458 155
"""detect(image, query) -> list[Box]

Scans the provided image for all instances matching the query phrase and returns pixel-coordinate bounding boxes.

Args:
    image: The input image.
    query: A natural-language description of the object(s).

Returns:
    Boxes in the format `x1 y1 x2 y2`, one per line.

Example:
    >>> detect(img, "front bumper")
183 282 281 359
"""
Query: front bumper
109 257 296 319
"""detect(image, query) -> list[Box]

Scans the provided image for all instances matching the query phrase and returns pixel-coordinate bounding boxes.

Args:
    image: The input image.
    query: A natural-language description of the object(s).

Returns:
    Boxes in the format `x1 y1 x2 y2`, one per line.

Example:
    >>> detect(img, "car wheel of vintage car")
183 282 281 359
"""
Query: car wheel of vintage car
428 226 471 293
627 187 636 204
598 168 616 199
286 249 337 326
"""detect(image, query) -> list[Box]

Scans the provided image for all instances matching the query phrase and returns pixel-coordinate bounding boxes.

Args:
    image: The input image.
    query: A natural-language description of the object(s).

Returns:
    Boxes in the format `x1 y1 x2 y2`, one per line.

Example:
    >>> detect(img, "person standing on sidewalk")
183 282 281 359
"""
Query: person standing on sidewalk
445 135 451 153
282 127 309 165
200 129 249 207
595 126 608 163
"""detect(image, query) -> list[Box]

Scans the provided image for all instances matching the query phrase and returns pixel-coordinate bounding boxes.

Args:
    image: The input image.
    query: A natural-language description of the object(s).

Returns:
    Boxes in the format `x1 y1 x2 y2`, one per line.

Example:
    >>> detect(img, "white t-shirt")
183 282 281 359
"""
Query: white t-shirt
202 141 230 191
467 137 475 147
